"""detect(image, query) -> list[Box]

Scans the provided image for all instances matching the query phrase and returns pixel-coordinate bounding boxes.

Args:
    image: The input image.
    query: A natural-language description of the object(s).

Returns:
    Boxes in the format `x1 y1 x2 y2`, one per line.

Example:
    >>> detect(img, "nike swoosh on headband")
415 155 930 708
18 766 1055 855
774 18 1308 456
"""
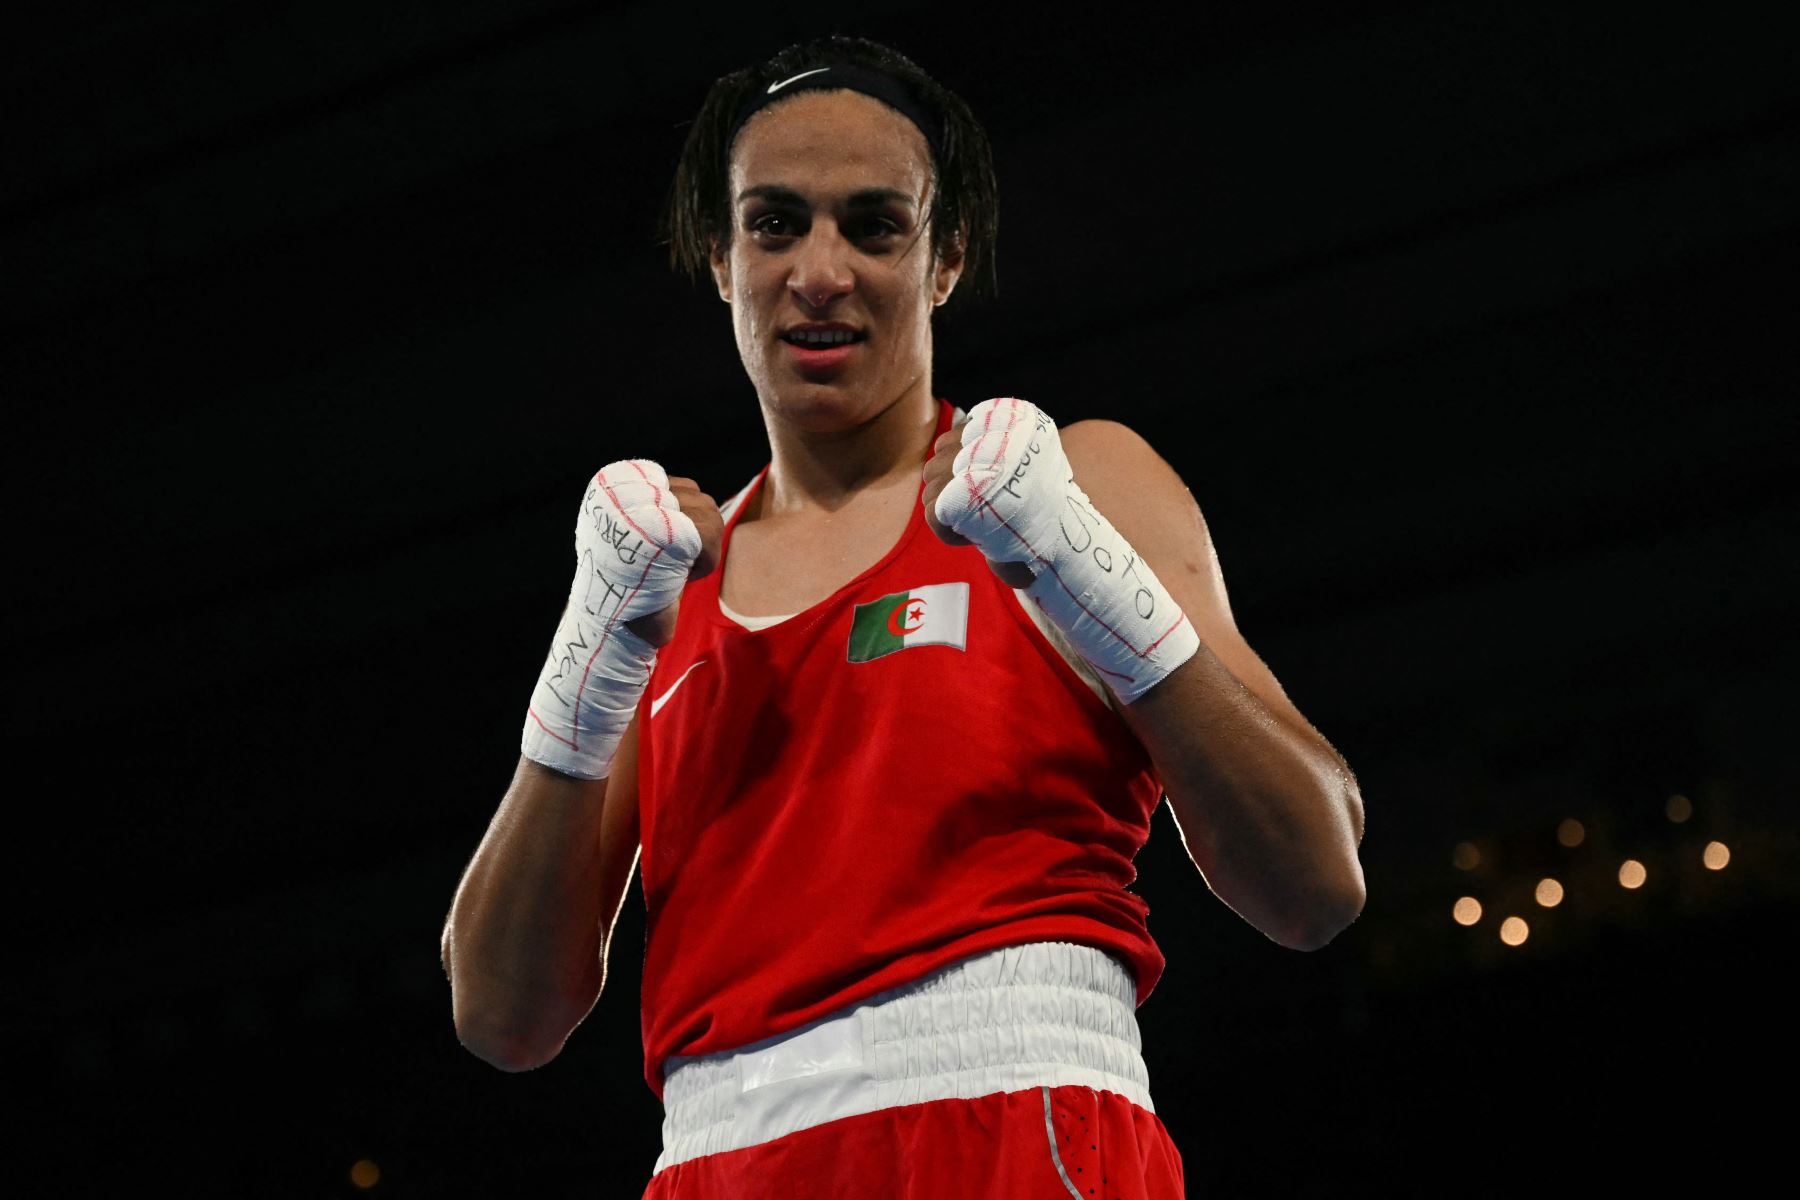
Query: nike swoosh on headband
651 659 708 718
767 67 831 94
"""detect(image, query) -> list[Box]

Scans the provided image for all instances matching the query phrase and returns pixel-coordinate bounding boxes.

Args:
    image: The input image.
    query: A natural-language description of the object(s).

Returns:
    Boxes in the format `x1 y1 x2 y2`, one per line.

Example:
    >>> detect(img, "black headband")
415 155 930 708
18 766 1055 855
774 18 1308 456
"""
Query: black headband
725 63 945 175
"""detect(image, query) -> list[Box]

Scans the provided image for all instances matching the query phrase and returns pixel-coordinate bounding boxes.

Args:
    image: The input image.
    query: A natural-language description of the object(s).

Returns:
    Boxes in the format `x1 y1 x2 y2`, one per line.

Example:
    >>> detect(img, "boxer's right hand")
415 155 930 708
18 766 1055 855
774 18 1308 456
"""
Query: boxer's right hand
622 474 722 647
527 461 719 778
565 462 720 650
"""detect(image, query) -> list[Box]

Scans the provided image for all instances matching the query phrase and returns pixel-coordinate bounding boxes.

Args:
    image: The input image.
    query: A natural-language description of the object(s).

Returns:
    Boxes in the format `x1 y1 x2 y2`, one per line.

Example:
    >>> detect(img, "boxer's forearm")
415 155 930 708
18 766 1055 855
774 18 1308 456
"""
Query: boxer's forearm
443 756 609 1071
1118 643 1365 952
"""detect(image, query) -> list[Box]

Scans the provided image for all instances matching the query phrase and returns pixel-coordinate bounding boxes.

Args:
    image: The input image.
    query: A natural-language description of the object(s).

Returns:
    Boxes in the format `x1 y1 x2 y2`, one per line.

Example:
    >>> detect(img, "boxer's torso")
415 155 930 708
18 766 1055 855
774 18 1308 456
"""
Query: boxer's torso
633 398 1169 1102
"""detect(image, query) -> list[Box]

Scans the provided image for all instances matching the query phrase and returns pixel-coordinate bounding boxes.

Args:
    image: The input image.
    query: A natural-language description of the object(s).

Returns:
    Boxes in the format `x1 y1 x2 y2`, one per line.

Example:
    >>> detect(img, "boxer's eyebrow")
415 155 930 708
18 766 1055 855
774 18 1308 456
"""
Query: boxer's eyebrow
737 185 917 210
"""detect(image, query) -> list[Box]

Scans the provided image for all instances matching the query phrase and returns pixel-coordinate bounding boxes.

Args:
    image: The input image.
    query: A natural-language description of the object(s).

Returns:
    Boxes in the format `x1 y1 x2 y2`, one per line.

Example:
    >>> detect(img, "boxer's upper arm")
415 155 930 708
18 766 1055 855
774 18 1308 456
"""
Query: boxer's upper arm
1059 420 1325 753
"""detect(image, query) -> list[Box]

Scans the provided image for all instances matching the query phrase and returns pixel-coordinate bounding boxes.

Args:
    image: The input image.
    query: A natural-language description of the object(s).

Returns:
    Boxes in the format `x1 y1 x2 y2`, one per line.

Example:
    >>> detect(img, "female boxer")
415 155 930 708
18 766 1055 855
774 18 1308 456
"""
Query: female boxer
445 35 1365 1199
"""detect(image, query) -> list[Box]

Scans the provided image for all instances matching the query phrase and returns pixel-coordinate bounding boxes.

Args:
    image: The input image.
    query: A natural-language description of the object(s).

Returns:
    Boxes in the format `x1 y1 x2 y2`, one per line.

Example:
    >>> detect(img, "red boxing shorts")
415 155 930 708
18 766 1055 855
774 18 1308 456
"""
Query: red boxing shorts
642 941 1186 1198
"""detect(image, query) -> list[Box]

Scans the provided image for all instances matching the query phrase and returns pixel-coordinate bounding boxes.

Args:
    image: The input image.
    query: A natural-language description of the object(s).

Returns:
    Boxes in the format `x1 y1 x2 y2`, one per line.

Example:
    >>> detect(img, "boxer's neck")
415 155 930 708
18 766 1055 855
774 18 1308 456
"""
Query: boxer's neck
756 383 938 518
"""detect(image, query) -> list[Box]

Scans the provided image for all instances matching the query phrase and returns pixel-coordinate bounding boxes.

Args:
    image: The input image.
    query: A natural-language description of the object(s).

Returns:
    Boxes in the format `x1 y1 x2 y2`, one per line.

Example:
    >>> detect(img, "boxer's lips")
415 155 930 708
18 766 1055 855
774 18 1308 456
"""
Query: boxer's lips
780 325 864 372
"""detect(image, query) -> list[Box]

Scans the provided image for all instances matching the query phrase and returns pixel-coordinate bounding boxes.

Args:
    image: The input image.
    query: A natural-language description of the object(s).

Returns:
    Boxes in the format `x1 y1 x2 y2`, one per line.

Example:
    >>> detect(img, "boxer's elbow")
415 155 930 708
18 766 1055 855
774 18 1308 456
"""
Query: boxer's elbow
450 970 590 1072
1285 873 1367 952
1201 849 1365 953
453 1005 569 1072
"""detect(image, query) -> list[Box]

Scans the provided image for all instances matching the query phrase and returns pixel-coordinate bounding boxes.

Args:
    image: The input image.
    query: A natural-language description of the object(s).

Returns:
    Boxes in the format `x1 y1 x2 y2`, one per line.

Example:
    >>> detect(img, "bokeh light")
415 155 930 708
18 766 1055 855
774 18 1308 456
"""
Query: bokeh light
1535 878 1564 907
1557 818 1584 847
1618 860 1647 889
1703 841 1730 870
1499 917 1529 946
1453 897 1482 925
350 1160 380 1190
1666 793 1693 823
1452 841 1481 870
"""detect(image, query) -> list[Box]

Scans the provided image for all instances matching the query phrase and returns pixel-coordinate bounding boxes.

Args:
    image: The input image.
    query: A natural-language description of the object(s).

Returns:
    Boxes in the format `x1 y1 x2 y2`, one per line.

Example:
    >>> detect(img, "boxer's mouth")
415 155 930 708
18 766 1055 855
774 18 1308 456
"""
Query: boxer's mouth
779 323 866 347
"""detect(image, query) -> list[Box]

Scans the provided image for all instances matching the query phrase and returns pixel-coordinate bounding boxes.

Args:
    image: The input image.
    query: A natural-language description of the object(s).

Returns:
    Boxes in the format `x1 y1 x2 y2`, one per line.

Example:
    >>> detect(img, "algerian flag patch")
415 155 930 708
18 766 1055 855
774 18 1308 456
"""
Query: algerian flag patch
847 582 970 663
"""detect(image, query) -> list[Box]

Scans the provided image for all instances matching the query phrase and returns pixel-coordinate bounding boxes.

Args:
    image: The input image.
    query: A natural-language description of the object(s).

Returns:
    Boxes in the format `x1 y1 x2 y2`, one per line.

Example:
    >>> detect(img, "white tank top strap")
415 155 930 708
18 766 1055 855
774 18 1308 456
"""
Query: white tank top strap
653 940 1153 1175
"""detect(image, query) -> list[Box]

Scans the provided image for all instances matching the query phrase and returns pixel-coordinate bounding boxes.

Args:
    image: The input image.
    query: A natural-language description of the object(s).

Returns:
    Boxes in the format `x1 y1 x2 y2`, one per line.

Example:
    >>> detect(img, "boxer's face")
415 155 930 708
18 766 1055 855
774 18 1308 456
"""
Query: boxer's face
712 89 963 431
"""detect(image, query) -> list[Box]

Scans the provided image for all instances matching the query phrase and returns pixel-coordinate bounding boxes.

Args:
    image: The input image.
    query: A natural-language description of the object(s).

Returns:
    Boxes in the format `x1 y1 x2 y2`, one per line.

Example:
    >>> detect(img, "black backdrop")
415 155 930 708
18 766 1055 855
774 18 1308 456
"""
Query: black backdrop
5 1 1793 1195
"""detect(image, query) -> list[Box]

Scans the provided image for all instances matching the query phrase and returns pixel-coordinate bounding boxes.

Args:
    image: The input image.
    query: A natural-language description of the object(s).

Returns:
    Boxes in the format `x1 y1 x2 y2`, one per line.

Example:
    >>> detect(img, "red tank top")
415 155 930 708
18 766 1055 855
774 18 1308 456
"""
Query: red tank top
634 398 1167 1101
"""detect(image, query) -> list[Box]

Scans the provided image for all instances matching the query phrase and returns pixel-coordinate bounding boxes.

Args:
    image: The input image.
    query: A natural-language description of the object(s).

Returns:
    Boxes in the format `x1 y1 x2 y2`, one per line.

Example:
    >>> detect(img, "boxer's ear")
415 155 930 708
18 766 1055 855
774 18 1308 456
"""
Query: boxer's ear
709 239 732 304
931 223 966 308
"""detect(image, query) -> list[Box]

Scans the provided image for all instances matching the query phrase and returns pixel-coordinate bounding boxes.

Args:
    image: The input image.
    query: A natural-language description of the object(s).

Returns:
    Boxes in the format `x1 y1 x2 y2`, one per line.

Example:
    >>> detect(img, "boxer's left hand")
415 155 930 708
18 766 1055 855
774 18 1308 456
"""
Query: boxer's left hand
926 398 1202 703
922 399 1053 590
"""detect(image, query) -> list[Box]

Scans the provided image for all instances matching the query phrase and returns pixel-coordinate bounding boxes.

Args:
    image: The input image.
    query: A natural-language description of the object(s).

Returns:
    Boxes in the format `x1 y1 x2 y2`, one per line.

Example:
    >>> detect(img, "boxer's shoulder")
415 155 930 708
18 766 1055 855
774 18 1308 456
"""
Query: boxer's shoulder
1060 420 1193 512
1060 418 1216 607
1061 418 1165 471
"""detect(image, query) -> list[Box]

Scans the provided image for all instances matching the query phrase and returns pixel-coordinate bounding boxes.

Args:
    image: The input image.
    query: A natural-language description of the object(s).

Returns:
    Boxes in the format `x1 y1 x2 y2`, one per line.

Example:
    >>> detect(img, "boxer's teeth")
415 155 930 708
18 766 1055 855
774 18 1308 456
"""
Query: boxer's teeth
784 330 862 346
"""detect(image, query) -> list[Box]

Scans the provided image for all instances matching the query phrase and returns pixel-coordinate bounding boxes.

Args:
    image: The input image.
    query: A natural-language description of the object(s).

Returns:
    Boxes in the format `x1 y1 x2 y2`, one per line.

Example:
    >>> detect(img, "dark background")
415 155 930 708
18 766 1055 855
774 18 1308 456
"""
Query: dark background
5 1 1793 1195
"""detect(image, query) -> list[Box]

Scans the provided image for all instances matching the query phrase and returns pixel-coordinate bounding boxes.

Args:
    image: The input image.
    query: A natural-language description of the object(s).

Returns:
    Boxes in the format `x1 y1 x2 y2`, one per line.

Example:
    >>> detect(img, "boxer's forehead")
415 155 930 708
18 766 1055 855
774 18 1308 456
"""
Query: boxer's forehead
728 89 933 212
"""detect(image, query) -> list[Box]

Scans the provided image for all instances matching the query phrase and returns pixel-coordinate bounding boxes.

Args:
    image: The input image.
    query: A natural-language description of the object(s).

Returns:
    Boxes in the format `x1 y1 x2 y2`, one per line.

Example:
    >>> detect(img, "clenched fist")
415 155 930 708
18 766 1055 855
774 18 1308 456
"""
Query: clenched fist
622 473 724 647
522 461 723 778
924 398 1201 705
921 407 1038 590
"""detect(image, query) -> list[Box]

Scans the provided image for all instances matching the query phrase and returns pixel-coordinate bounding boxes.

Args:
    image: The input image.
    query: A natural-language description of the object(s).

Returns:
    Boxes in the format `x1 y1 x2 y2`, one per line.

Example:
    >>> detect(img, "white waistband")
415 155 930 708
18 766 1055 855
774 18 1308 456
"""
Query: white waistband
653 940 1153 1175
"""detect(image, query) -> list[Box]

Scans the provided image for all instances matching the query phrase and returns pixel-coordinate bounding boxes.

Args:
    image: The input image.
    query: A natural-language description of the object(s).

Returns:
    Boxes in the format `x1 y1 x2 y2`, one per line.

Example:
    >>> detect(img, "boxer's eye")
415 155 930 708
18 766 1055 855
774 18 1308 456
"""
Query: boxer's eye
748 211 803 239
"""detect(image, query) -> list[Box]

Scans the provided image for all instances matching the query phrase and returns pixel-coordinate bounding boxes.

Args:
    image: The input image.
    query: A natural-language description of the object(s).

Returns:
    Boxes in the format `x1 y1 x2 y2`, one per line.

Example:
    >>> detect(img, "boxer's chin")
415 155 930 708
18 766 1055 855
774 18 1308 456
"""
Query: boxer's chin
763 377 879 432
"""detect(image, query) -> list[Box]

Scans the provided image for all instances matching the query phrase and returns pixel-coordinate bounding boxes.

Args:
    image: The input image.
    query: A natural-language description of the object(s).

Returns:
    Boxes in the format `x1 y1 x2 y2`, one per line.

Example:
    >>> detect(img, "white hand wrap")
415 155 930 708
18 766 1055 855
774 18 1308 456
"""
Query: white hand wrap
521 460 701 779
933 398 1201 705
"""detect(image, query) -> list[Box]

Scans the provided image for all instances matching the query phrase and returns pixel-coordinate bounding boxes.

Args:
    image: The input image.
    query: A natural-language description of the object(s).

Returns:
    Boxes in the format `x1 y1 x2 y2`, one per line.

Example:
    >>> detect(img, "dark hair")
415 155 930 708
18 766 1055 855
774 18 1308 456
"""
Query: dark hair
660 36 999 305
